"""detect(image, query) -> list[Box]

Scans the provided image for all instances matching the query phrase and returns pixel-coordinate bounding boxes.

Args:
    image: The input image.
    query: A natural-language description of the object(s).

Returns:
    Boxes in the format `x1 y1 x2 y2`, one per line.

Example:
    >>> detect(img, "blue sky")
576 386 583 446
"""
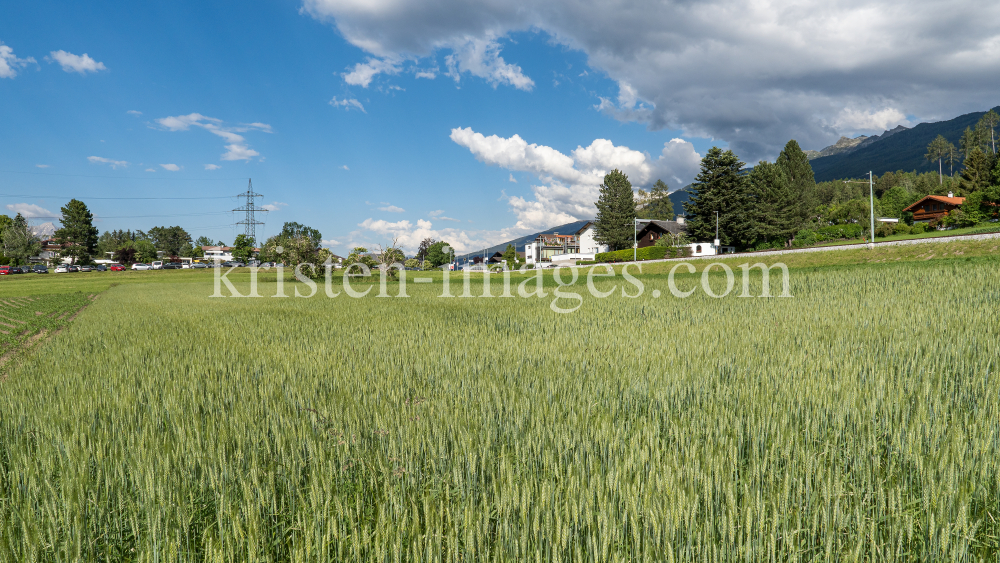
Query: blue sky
3 0 997 253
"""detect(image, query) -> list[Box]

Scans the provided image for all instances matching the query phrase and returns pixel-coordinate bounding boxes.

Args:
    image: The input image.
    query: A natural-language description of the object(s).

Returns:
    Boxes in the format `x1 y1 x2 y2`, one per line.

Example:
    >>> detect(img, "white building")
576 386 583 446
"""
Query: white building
576 222 609 255
202 246 234 261
687 240 736 257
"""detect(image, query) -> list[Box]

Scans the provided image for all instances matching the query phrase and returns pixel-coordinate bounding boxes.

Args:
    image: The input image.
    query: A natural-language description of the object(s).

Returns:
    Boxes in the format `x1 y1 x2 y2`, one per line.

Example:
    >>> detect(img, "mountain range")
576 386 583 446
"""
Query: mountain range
808 106 1000 181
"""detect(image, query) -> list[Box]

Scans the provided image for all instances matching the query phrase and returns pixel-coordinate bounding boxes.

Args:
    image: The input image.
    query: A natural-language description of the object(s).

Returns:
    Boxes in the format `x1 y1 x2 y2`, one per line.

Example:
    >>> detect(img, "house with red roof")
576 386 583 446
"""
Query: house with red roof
903 193 965 223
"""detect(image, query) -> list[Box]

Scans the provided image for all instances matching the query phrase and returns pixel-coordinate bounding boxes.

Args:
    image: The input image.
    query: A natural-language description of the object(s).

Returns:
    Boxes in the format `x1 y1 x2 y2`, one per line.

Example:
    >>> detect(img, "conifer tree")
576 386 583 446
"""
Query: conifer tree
775 139 817 225
925 135 953 185
54 199 99 265
960 147 992 194
594 169 636 251
748 161 795 246
637 179 675 220
683 147 754 248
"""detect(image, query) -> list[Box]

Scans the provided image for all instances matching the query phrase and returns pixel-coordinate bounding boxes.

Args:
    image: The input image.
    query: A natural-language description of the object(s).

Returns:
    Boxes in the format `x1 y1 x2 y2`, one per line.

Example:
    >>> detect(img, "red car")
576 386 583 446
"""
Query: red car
0 266 11 275
109 263 126 271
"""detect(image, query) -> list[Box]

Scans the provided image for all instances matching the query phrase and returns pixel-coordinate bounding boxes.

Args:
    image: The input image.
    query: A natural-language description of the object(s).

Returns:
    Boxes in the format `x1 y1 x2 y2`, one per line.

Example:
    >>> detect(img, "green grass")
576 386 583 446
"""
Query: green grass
0 245 999 561
811 222 1000 247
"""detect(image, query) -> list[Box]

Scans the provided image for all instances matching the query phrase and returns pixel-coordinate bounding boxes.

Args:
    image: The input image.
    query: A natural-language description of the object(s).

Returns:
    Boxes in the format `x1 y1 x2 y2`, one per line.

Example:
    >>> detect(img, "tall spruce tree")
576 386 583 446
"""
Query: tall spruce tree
775 140 817 227
960 147 992 194
748 161 795 246
54 199 99 265
683 147 755 248
593 169 636 251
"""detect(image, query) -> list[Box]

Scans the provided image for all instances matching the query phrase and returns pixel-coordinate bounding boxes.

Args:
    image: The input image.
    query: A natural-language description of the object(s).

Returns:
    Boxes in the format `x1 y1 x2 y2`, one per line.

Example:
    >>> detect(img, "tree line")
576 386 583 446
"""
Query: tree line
592 110 1000 252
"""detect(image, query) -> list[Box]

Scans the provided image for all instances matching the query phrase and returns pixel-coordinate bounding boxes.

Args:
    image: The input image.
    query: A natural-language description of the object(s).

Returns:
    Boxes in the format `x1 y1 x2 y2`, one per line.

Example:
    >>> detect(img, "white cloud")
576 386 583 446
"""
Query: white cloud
261 201 288 212
204 164 221 170
127 110 142 116
6 203 55 218
329 97 366 113
378 204 405 213
47 50 107 74
145 168 156 172
450 127 702 231
160 163 181 171
508 173 517 183
222 144 260 161
88 156 129 169
342 57 401 87
444 37 534 91
155 113 271 161
341 165 349 170
833 107 910 132
0 41 36 79
415 68 437 79
321 238 343 247
35 164 49 169
300 0 1000 160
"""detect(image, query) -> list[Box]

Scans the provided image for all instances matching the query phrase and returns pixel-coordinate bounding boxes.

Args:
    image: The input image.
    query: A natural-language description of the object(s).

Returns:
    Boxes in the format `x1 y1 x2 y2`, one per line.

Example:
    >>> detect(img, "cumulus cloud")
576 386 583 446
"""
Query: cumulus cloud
261 201 288 212
833 107 910 132
127 110 142 116
341 165 349 170
508 173 517 183
342 57 401 87
160 163 181 171
321 239 343 247
329 97 366 112
204 164 221 170
356 217 523 254
0 41 36 79
146 168 156 172
47 50 107 74
378 204 405 213
300 0 1000 160
451 127 701 231
155 113 270 161
6 203 55 218
88 156 129 169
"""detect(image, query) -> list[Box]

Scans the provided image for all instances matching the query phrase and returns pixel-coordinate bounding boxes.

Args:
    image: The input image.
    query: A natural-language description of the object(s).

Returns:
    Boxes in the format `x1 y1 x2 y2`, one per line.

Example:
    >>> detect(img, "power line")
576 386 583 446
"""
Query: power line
24 211 234 220
0 169 250 181
0 192 233 200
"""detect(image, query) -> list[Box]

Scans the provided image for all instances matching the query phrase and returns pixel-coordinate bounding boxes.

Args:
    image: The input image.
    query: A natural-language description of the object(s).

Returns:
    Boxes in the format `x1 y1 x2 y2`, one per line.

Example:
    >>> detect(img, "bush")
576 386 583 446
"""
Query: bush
911 222 929 234
596 246 669 263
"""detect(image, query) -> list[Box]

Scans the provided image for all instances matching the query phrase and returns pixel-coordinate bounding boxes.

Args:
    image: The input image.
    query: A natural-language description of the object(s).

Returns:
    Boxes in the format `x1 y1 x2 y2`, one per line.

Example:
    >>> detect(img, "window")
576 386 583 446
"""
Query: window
696 245 702 253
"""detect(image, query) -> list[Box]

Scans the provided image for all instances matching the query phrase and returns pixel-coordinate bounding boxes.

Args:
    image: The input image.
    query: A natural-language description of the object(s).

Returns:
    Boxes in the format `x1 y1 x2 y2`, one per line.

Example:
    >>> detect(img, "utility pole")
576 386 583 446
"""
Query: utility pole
869 171 875 249
233 179 267 243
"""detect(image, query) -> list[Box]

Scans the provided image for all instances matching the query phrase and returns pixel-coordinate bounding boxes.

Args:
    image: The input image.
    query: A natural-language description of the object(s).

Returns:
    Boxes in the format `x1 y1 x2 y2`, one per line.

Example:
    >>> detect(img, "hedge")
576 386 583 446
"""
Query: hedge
596 246 669 263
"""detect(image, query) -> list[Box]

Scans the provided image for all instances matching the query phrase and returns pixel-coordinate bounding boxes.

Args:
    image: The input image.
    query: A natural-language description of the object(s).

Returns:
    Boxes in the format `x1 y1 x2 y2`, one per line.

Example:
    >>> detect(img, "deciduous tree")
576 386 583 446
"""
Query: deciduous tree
2 213 41 266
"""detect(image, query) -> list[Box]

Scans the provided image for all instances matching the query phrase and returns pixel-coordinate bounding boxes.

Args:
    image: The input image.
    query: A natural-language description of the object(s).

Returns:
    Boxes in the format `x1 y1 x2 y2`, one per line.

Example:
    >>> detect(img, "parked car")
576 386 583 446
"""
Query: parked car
109 263 126 271
190 262 208 269
79 265 93 272
163 262 182 269
132 263 152 271
68 265 80 272
55 265 70 273
33 265 48 274
0 266 12 275
151 261 164 270
95 264 107 271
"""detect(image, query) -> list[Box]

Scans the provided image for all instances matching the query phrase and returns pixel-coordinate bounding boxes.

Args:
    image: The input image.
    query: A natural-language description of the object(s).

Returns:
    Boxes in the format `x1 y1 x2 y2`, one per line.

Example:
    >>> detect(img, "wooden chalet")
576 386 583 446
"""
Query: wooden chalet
636 220 687 248
903 194 965 223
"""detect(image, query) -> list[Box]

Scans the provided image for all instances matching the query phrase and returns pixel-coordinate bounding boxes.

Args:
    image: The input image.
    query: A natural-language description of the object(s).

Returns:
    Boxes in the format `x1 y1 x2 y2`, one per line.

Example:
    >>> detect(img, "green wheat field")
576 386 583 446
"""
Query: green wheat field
1 247 998 561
